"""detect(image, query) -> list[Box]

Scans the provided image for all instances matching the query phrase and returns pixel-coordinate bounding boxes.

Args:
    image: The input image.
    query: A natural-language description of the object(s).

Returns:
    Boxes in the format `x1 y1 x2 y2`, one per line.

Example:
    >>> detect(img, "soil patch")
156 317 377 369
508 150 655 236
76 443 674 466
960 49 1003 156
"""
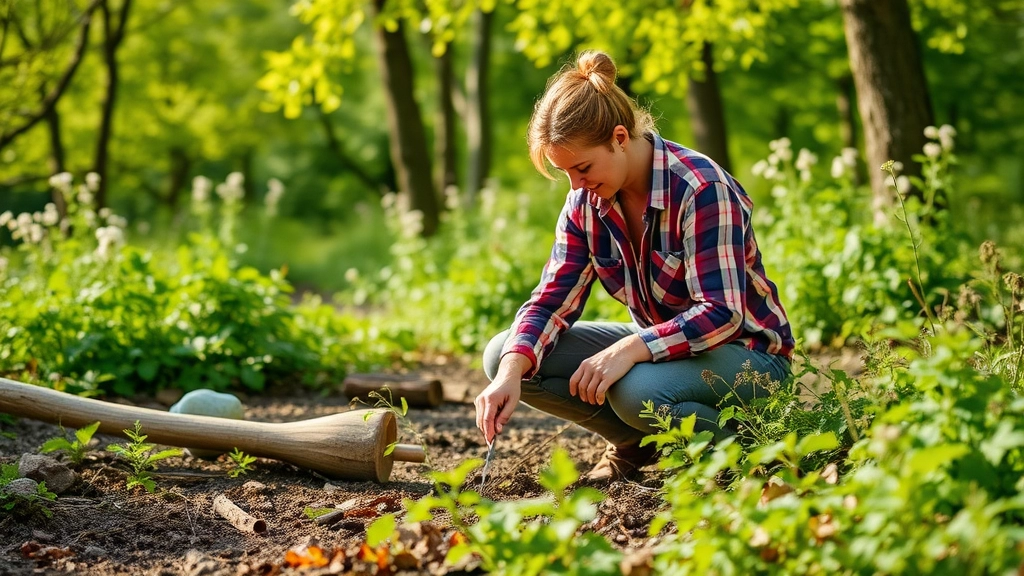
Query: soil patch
1 360 666 575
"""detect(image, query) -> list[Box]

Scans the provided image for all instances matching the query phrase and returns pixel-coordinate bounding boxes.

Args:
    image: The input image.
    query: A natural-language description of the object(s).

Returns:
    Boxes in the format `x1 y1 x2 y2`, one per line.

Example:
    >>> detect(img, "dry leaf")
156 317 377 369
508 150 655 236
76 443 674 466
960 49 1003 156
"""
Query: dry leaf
759 477 795 507
620 547 654 576
20 541 74 563
284 545 329 568
448 530 468 547
809 513 837 544
821 463 839 485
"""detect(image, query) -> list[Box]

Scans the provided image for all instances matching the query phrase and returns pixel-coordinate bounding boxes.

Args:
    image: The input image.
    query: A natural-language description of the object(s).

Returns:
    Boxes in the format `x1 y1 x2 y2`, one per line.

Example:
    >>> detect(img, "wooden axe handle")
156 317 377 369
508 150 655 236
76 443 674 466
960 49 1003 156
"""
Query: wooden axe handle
0 377 426 482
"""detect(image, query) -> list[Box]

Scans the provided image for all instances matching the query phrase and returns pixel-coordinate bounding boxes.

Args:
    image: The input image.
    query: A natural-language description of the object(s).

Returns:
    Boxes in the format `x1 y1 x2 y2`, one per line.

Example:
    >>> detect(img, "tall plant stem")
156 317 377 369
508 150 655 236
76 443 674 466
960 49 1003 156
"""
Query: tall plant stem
884 165 937 334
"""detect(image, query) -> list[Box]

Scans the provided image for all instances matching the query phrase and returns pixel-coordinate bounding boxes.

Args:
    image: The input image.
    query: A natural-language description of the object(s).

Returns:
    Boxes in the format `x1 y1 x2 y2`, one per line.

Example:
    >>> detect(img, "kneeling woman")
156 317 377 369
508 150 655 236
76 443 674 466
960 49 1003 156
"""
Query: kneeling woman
475 50 794 482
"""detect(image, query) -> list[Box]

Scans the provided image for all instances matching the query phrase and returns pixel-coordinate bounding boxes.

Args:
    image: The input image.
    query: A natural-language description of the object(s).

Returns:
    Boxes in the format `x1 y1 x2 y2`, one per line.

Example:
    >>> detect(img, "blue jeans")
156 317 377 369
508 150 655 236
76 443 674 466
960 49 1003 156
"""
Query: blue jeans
483 321 791 446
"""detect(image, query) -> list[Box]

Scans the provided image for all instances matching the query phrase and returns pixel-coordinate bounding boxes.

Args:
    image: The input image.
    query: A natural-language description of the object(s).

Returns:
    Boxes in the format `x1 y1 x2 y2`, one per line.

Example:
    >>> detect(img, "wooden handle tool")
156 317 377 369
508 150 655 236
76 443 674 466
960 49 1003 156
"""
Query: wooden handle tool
0 377 425 482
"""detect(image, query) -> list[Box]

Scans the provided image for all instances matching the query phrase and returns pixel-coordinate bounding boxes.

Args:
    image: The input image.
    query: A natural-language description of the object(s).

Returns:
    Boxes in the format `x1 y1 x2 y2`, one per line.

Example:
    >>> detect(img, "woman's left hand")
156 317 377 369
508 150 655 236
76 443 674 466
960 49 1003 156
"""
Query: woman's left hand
570 335 653 405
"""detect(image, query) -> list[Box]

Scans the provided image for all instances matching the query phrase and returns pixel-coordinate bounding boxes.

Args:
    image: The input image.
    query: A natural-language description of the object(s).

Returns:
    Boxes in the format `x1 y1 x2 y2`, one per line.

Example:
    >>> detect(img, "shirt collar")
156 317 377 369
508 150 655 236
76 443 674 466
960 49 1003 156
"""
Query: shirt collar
580 132 669 216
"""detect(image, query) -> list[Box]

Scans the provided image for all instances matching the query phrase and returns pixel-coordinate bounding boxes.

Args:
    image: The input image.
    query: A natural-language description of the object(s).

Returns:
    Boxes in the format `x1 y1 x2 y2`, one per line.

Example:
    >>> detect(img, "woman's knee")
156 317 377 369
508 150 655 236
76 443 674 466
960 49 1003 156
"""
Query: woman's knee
482 329 511 381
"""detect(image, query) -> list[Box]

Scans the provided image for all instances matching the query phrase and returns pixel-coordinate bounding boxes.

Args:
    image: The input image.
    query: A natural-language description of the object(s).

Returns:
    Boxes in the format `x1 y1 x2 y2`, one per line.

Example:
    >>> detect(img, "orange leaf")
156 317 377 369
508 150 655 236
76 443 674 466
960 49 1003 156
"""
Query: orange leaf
357 543 378 562
375 544 390 571
284 545 329 568
448 531 468 547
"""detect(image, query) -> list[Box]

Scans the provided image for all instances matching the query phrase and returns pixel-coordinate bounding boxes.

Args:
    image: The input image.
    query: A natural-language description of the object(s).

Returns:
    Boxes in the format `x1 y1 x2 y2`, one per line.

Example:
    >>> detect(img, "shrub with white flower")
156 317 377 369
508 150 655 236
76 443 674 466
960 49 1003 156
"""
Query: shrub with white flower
95 226 125 260
265 178 285 217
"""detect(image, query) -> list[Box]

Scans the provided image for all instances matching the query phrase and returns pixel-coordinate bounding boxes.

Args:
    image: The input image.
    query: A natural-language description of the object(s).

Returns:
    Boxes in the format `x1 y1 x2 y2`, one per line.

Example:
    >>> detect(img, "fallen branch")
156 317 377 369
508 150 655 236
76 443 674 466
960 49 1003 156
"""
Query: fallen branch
343 373 444 407
213 494 266 535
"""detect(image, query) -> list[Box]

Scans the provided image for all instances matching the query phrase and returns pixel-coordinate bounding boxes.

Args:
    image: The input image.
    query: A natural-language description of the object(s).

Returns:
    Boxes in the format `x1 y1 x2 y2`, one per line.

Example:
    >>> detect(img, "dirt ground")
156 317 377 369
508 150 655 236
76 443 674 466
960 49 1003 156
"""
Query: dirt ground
0 358 670 576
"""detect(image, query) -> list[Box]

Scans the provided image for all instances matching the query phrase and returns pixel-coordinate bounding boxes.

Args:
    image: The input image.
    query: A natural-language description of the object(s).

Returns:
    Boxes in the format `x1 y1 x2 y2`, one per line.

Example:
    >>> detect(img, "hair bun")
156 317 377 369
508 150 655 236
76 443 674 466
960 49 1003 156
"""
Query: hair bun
576 50 616 94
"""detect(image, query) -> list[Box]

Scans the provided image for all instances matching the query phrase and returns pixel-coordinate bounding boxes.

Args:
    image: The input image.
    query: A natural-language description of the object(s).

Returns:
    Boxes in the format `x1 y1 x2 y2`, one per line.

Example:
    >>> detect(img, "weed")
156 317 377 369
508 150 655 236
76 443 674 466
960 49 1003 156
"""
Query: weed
40 421 100 465
106 420 182 493
0 413 15 440
227 448 257 478
0 463 57 519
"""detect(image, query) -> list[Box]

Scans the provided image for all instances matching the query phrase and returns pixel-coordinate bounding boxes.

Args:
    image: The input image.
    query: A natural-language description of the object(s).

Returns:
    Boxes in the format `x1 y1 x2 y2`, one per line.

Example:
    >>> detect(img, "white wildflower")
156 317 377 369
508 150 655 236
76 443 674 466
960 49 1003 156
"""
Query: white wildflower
924 126 939 139
95 225 124 259
381 192 397 210
344 268 360 283
841 147 858 168
99 207 112 219
493 217 508 233
192 176 212 203
48 172 73 192
763 165 779 180
82 210 96 227
32 211 42 223
767 153 780 167
107 215 127 229
265 178 285 211
831 157 846 179
85 172 101 192
77 185 93 206
399 209 424 237
16 212 32 230
0 256 7 274
887 174 912 192
891 161 904 174
939 124 957 151
795 149 817 171
800 170 812 182
923 142 942 158
776 146 793 162
42 203 59 227
444 185 460 211
768 137 791 152
48 372 61 382
28 223 44 244
0 211 11 227
215 181 244 203
226 172 245 189
751 160 768 177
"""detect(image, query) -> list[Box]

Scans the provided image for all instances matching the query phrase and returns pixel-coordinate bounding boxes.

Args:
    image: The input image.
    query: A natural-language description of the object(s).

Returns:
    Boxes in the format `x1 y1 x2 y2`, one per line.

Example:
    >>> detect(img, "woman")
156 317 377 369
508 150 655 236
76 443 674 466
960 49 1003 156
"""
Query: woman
476 51 794 482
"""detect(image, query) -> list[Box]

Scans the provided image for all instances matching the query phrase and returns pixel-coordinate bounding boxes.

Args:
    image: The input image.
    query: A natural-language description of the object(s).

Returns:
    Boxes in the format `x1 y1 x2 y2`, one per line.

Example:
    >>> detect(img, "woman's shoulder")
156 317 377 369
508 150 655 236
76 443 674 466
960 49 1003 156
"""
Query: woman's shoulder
655 135 748 202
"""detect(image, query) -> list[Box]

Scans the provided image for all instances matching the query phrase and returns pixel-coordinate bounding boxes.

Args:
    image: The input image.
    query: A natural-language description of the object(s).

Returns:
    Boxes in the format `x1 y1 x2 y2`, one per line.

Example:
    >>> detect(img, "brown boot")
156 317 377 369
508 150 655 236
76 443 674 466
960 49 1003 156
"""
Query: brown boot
582 441 659 483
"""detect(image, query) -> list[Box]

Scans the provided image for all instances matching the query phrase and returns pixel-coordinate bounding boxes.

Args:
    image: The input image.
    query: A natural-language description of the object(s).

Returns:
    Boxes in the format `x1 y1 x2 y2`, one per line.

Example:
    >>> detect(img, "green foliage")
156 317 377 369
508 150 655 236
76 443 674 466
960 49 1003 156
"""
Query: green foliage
0 463 57 519
303 506 335 520
0 413 16 440
106 420 183 493
755 136 971 347
40 421 100 465
405 449 621 575
227 448 258 478
0 175 402 395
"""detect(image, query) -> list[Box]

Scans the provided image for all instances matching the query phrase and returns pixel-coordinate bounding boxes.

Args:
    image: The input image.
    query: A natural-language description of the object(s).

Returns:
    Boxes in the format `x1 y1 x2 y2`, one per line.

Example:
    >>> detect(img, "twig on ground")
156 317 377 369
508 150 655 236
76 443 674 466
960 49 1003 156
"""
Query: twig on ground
213 494 267 535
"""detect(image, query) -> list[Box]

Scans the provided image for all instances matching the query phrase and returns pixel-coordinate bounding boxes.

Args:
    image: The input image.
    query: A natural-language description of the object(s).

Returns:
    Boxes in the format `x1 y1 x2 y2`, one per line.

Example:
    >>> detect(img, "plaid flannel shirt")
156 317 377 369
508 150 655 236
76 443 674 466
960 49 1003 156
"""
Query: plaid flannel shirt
501 134 794 377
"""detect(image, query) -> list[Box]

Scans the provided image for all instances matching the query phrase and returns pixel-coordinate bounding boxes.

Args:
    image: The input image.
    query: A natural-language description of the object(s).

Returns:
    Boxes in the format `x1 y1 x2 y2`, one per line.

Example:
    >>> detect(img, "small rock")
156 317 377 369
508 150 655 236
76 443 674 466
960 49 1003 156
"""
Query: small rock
171 390 246 459
32 530 54 542
183 549 222 576
242 481 266 494
19 454 77 494
83 546 108 559
323 482 342 493
615 534 629 544
2 477 40 497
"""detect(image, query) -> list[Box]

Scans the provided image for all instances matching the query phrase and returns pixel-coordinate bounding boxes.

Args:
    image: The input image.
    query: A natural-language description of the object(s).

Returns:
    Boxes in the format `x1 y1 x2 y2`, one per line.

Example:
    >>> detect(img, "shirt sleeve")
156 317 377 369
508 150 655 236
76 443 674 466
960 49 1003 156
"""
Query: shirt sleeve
500 194 596 378
638 181 748 361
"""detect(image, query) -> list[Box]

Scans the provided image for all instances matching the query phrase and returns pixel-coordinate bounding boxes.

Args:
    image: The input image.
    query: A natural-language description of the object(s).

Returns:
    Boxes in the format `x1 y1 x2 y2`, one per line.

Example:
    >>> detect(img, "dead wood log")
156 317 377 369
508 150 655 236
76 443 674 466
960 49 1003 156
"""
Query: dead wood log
213 494 267 534
343 373 444 408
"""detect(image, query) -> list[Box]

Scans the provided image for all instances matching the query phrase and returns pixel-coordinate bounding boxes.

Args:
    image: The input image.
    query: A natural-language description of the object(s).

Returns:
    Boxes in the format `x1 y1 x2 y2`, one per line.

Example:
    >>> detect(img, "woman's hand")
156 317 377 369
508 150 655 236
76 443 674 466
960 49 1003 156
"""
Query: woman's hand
570 335 652 405
475 353 529 444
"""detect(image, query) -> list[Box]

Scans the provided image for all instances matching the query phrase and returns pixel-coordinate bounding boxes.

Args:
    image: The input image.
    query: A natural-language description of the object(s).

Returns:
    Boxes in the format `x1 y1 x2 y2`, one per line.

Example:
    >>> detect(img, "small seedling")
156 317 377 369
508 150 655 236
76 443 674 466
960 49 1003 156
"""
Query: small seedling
106 420 183 493
41 421 101 465
227 448 257 478
0 463 57 518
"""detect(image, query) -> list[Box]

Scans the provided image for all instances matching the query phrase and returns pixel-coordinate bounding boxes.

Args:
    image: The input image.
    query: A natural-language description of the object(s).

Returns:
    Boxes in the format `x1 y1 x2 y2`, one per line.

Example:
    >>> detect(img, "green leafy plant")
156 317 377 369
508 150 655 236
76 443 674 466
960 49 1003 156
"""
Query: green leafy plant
226 447 257 478
403 448 621 575
40 421 100 465
0 413 15 440
0 463 57 518
106 420 183 493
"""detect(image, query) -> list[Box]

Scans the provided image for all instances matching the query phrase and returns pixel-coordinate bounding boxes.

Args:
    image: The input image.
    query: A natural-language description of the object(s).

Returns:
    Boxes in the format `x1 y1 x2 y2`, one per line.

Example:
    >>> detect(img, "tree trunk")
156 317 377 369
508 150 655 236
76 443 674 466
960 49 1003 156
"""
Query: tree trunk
166 147 189 210
43 99 67 216
465 7 493 206
434 46 458 200
93 0 132 209
686 41 732 173
839 0 934 225
371 0 439 237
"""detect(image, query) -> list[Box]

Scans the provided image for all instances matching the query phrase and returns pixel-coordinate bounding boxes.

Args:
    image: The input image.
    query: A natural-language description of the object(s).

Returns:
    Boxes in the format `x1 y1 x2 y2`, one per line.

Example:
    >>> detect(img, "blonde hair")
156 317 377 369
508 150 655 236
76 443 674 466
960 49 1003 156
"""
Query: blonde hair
528 50 655 179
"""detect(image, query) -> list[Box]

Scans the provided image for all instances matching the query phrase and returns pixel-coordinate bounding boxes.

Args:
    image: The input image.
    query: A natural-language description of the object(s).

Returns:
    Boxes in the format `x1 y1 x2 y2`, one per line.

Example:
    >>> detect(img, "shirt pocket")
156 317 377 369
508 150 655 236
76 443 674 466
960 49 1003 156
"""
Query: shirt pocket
592 256 627 304
649 249 690 307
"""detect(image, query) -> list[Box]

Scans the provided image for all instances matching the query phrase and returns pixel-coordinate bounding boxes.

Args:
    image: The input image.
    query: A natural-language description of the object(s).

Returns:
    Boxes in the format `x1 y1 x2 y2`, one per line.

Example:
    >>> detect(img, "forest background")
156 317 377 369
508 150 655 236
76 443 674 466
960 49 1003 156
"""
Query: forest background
1 0 1023 387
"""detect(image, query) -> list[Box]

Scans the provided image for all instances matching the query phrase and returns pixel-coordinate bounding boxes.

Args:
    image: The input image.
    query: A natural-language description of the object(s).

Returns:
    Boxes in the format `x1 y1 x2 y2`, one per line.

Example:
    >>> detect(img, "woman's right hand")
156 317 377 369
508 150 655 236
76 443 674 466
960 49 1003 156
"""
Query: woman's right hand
475 354 529 444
